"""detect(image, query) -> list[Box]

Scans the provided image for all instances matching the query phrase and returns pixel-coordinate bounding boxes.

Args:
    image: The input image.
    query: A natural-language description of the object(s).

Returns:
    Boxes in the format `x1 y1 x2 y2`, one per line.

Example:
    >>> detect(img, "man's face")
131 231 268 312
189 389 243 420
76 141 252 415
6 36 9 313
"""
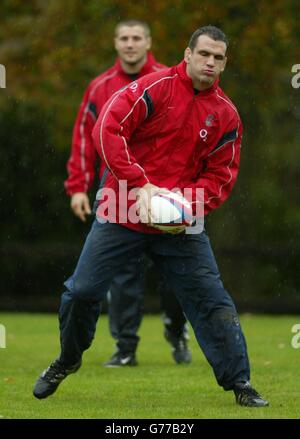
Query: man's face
114 25 151 66
184 34 227 90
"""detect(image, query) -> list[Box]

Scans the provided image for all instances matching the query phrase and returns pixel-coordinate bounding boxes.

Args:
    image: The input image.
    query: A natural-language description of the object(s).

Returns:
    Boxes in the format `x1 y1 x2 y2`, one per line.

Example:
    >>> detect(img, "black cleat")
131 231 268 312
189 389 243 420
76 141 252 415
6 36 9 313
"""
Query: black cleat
233 381 269 407
33 358 82 399
164 330 192 364
103 351 137 367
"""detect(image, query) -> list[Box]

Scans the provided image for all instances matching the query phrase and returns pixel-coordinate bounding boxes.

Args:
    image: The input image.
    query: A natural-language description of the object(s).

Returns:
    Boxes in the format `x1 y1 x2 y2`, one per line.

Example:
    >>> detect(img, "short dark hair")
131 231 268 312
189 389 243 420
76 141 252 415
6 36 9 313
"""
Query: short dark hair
115 20 151 38
188 25 229 51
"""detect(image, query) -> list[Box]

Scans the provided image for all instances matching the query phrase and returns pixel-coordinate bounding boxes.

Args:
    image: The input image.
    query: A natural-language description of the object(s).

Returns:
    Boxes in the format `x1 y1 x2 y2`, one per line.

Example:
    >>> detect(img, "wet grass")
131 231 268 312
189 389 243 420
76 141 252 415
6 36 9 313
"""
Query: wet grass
0 313 299 419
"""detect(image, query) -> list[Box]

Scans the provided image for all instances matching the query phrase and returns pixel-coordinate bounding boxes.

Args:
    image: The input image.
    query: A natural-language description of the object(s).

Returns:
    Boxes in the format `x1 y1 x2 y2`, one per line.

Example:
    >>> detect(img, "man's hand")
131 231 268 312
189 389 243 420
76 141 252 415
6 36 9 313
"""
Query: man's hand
136 183 160 224
136 184 186 234
70 192 91 222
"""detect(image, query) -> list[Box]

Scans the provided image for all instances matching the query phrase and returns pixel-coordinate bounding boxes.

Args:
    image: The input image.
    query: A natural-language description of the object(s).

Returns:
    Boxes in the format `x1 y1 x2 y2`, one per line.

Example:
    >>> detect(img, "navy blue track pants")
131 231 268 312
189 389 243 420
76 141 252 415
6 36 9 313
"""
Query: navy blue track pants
59 220 250 390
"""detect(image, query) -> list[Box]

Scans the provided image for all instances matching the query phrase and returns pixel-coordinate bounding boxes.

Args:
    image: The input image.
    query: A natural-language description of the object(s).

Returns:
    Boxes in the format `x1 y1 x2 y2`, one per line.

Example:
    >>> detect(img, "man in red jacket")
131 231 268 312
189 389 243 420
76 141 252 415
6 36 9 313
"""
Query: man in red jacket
65 20 191 367
34 25 269 407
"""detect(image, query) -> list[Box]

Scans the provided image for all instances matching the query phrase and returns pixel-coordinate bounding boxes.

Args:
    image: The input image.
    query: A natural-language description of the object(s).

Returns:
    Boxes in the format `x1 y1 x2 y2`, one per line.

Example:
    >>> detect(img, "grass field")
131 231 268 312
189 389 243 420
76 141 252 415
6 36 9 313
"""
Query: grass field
0 312 299 419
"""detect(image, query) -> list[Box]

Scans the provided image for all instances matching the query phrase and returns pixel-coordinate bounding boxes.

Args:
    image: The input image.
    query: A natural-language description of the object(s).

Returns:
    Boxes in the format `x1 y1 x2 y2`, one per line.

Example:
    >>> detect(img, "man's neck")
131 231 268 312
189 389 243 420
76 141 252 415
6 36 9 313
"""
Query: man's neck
120 55 148 75
191 79 212 92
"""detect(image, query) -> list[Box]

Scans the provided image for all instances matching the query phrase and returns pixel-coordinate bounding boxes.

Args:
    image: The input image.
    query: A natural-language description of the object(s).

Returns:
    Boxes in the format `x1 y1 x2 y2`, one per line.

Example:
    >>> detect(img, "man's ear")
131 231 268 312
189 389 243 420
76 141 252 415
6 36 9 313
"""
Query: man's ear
146 36 152 51
114 37 118 51
184 47 191 63
220 56 227 72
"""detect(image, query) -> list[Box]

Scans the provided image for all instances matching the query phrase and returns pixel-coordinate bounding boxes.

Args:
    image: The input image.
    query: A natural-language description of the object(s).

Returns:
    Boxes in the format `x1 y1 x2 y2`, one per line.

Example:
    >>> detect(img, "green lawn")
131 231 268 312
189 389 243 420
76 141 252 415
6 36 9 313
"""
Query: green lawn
0 313 299 419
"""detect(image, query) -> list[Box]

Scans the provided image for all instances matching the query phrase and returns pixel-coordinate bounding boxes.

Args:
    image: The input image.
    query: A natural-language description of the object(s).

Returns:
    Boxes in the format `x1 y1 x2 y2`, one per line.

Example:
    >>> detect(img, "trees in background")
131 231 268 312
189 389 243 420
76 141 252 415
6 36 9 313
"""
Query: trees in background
0 0 299 309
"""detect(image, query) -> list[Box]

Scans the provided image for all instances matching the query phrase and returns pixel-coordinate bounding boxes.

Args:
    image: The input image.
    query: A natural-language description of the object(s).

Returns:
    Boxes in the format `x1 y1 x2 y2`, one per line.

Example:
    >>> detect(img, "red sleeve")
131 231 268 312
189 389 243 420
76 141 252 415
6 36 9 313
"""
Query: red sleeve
64 82 98 196
92 82 150 189
188 119 243 217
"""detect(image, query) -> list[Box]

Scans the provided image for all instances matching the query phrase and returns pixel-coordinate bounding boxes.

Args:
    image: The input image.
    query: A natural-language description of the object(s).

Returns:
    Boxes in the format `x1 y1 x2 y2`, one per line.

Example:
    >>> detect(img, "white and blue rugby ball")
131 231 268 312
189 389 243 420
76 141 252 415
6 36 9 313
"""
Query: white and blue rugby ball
150 192 193 232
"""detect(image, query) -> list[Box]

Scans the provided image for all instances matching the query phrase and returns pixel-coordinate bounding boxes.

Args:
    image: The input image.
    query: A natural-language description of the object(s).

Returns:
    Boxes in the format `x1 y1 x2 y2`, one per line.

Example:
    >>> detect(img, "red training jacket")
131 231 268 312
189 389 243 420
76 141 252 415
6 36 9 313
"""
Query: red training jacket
65 52 166 195
92 60 243 234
